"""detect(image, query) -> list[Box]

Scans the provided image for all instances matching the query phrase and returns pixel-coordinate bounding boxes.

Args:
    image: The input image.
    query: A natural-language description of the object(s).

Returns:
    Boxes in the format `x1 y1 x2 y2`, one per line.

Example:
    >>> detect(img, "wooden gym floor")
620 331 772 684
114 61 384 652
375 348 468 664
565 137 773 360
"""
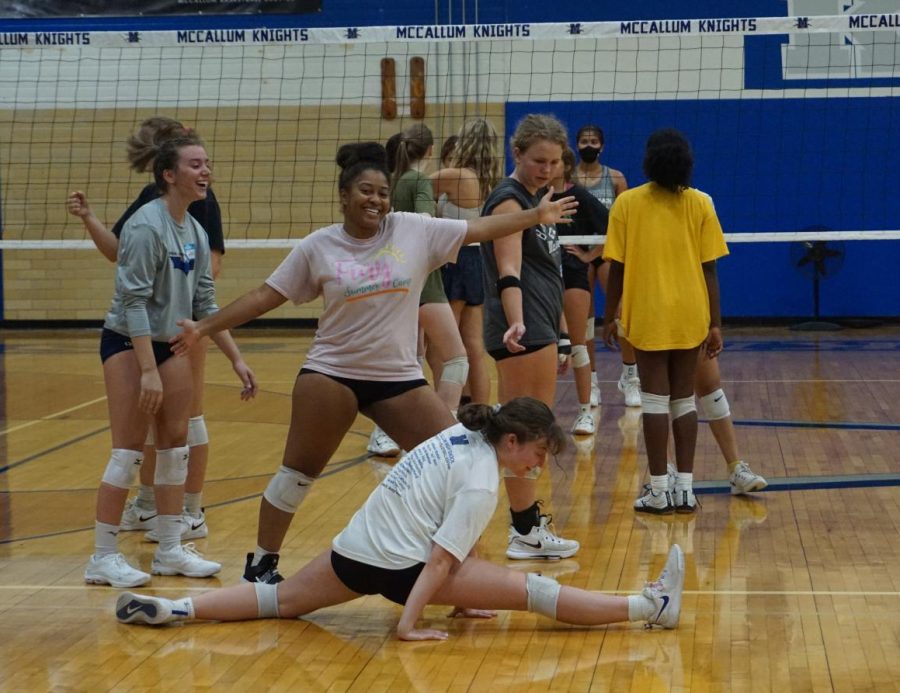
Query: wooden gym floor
1 326 899 692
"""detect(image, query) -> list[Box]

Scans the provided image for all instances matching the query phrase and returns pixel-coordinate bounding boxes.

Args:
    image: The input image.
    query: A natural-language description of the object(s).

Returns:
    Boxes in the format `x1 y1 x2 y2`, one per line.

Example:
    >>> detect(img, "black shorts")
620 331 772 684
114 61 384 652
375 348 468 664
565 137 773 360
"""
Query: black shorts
299 368 428 409
562 262 591 292
488 342 555 362
330 550 425 605
442 246 484 306
100 328 175 366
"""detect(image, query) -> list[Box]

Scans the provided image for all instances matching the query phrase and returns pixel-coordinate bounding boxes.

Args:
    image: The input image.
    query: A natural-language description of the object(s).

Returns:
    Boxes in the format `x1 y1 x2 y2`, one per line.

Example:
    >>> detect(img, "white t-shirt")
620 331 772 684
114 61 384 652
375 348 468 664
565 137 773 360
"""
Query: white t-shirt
332 423 500 569
266 213 467 381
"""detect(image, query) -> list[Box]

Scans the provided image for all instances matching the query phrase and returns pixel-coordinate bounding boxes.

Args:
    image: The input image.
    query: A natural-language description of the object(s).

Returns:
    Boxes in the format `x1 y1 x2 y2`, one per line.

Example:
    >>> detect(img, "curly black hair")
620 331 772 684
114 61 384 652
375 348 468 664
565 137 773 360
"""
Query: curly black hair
336 142 391 191
642 128 693 192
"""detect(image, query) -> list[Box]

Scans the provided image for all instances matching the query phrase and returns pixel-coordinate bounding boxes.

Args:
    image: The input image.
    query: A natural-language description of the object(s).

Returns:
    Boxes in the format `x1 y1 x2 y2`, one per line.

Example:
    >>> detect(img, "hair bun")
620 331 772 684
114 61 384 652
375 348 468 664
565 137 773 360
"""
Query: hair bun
336 142 388 170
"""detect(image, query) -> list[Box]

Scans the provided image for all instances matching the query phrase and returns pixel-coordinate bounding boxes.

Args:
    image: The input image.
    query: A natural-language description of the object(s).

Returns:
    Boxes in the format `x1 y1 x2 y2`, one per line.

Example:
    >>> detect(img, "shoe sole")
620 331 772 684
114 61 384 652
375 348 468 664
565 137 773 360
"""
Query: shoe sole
116 593 162 624
572 428 595 436
675 505 696 514
85 572 151 588
634 505 675 515
654 545 685 629
152 563 221 578
506 548 579 560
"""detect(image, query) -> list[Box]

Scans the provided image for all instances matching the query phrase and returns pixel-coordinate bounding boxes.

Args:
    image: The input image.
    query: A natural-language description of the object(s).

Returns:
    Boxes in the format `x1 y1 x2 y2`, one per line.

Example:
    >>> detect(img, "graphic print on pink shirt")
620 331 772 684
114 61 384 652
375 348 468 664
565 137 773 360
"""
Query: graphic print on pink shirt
335 244 412 302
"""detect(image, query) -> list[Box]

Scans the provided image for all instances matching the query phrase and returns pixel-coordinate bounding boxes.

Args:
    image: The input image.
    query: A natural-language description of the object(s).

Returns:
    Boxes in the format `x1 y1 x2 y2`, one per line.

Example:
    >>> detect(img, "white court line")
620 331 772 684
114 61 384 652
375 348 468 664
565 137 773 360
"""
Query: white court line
0 395 108 438
2 585 900 596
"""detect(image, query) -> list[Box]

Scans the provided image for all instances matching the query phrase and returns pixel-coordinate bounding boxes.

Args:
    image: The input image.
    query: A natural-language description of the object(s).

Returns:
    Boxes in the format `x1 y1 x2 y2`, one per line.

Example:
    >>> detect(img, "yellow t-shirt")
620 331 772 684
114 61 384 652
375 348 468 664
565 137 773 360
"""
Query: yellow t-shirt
603 183 729 351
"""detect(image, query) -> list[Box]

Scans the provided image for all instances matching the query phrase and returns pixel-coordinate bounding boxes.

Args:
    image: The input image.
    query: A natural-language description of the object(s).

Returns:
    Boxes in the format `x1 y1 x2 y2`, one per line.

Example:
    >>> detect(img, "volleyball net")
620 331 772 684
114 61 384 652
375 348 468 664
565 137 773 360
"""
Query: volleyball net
1 12 899 319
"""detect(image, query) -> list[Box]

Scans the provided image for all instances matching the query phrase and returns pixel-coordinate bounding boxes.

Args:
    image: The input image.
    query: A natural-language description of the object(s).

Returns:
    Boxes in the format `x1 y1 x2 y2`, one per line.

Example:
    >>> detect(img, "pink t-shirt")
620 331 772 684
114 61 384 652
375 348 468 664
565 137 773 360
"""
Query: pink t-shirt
266 212 467 380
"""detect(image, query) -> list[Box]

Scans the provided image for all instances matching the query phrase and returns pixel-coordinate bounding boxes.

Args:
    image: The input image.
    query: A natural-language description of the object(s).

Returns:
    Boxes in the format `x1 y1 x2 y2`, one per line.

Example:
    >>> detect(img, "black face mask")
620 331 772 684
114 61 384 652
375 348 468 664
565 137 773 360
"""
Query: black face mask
578 146 601 164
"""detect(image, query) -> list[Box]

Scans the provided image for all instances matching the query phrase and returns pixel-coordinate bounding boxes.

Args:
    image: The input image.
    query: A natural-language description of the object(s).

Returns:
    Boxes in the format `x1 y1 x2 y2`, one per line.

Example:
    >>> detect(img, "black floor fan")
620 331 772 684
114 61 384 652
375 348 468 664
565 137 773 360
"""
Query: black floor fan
788 235 845 331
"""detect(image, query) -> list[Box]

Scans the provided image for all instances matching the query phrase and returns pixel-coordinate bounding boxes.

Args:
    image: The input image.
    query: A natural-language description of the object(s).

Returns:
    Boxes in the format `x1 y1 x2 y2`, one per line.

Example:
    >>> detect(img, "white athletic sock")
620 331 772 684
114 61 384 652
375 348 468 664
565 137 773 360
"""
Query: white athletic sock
622 363 637 380
591 371 599 385
156 514 182 553
171 597 195 620
94 521 119 557
627 594 654 621
579 403 591 415
650 474 669 495
252 546 272 566
183 492 202 515
136 484 156 509
675 472 693 492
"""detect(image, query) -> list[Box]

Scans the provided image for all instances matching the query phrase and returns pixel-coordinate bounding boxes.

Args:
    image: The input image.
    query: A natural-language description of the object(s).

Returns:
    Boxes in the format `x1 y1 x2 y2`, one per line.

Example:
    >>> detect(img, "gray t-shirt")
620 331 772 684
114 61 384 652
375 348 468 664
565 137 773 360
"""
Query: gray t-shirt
103 198 217 340
480 178 563 352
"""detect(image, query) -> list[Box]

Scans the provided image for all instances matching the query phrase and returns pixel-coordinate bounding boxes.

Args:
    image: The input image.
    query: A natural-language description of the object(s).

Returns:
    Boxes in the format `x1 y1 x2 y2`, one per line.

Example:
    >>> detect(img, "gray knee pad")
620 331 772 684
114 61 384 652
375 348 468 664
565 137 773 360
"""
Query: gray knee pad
187 415 209 447
440 356 469 387
154 446 189 486
571 344 590 369
669 396 697 420
640 392 670 415
585 317 595 340
263 465 316 514
101 449 143 489
526 573 561 619
697 389 730 420
254 582 280 618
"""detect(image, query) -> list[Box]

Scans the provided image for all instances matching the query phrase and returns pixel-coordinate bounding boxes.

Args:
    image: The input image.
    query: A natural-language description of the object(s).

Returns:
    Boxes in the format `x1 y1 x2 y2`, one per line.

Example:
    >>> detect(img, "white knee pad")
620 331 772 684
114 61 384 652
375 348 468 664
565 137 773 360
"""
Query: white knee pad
585 317 595 340
154 446 189 486
144 428 155 446
440 356 469 387
669 396 697 420
571 344 590 369
640 392 670 415
101 449 143 489
263 465 316 514
187 415 209 447
526 573 561 619
697 389 730 420
254 582 280 618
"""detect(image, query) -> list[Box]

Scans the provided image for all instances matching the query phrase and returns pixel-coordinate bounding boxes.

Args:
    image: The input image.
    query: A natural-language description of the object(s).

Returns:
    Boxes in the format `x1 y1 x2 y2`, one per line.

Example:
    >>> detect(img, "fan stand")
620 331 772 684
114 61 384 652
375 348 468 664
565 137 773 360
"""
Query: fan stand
790 272 842 331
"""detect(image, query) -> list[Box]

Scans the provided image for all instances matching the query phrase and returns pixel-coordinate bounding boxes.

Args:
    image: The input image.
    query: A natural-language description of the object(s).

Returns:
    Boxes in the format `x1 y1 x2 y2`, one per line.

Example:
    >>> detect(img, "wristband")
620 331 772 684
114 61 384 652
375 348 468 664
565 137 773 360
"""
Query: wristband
557 332 572 356
496 275 522 294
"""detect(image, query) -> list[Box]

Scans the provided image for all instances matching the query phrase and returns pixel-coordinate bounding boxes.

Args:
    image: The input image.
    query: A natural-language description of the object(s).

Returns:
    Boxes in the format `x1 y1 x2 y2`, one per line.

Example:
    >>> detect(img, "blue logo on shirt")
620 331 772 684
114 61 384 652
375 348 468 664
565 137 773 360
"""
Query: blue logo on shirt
448 435 469 446
170 256 195 274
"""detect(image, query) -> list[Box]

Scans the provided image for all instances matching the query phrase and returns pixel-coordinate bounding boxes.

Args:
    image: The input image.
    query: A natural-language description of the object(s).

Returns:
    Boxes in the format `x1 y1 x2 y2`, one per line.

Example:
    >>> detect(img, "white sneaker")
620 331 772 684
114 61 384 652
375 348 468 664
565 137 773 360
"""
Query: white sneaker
590 381 601 407
85 553 151 588
367 427 401 457
151 543 221 578
729 461 768 494
634 489 674 515
120 499 158 531
572 412 595 435
673 487 698 514
506 515 580 560
642 544 684 629
144 510 208 542
116 592 179 625
618 377 642 407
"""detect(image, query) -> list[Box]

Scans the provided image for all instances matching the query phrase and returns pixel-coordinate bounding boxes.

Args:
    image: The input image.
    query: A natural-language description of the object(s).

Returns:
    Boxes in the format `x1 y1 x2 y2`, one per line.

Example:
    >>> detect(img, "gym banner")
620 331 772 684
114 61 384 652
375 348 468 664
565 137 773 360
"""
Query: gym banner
0 1 321 18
